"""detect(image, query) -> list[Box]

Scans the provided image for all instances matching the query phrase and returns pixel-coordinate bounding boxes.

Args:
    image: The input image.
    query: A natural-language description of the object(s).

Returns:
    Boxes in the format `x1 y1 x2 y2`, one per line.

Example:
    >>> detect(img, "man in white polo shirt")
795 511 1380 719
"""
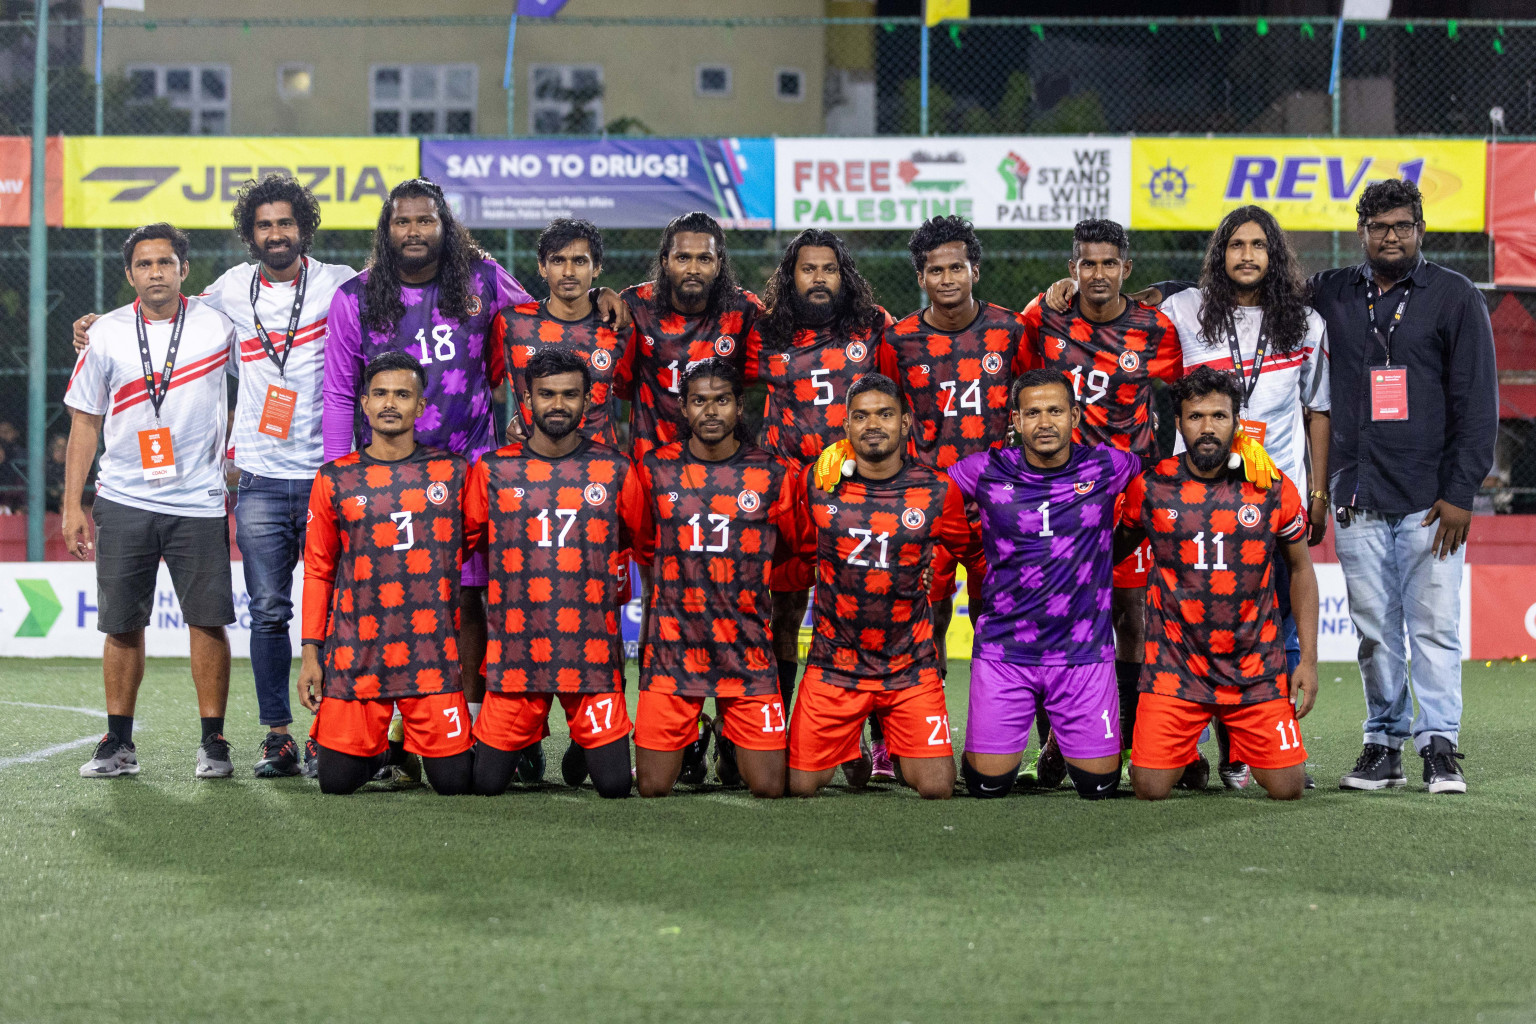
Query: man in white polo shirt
63 222 240 780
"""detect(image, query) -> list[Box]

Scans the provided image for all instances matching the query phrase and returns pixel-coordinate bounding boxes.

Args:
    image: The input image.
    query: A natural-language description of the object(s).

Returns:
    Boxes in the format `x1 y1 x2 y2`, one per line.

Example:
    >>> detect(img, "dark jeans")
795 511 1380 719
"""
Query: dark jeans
234 472 309 728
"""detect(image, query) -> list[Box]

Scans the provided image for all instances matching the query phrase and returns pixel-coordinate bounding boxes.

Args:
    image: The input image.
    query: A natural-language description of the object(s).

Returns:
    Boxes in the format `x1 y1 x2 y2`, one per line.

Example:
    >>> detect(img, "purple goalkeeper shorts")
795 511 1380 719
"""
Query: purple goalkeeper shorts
461 549 489 588
965 660 1121 759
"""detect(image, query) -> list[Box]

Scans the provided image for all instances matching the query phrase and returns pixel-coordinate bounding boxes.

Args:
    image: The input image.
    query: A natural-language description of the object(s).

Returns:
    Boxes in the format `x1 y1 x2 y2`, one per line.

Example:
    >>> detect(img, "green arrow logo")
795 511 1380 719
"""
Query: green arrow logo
15 579 61 637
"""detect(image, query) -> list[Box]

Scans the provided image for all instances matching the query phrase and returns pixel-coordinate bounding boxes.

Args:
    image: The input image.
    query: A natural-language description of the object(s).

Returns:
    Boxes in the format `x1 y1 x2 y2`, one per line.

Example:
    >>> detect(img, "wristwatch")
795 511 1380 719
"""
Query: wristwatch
1308 490 1329 503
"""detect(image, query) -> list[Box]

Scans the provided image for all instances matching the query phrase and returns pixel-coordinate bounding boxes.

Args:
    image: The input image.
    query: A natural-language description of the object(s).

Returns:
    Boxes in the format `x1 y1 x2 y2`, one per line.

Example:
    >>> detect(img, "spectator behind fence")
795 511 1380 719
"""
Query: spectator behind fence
1307 179 1498 796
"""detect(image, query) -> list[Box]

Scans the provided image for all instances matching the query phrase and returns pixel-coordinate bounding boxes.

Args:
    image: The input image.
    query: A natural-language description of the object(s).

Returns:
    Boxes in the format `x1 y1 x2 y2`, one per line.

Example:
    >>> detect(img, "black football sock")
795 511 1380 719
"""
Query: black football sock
777 659 798 711
869 714 885 743
1033 706 1052 750
317 744 375 795
961 759 1016 799
107 714 133 745
422 750 473 795
200 717 224 742
1115 660 1141 744
1215 719 1234 765
583 737 633 799
387 737 406 765
471 740 520 796
1066 763 1121 800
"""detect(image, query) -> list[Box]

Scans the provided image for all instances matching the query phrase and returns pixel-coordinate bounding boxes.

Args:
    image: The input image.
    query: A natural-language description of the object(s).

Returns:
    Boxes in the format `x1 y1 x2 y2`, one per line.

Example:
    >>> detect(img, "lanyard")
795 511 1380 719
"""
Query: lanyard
135 296 187 423
248 258 307 380
1366 279 1412 366
1223 310 1268 410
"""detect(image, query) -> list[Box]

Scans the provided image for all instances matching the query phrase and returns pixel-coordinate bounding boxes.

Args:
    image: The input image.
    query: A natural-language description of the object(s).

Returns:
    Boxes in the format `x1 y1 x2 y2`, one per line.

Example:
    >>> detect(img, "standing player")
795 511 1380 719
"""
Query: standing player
618 211 762 458
492 218 625 447
753 228 894 717
464 349 642 799
631 358 804 798
296 351 474 796
1021 218 1183 786
785 374 981 800
1114 366 1318 801
946 369 1140 799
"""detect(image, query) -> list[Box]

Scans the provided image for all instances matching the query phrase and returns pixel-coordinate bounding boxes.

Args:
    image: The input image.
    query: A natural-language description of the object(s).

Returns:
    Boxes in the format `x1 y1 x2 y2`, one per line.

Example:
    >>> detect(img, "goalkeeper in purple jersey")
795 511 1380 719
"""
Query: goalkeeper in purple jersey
944 368 1140 800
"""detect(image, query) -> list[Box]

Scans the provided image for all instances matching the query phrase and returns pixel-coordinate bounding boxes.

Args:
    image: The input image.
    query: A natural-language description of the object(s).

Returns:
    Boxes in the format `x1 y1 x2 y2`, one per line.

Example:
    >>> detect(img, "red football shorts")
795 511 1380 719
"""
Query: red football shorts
314 692 472 759
634 690 787 752
473 690 631 752
1112 537 1153 589
1131 691 1308 771
787 668 953 772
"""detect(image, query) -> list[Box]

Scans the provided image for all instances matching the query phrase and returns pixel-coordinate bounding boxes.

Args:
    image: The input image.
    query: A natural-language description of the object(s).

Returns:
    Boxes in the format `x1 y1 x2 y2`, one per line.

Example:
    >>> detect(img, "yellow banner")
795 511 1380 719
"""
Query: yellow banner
63 137 419 229
1131 137 1485 232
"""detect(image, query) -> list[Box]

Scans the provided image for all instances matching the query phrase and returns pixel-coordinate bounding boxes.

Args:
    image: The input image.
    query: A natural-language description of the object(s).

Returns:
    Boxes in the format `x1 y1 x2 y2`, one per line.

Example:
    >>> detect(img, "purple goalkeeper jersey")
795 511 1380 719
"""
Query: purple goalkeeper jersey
322 258 530 462
947 443 1139 666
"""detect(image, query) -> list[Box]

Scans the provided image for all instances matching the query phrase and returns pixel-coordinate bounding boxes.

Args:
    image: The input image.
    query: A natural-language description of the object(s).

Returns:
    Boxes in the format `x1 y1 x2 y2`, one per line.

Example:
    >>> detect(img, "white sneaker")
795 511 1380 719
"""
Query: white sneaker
195 735 234 779
80 734 139 778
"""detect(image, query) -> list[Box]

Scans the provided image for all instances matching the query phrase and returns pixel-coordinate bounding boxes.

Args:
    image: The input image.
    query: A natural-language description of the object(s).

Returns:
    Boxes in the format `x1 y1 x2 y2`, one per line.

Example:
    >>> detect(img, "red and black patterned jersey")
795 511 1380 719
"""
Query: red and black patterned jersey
1119 458 1308 705
886 302 1035 470
301 446 468 702
617 282 763 455
632 441 804 698
463 439 644 695
752 309 898 464
491 300 625 447
789 459 981 690
1021 294 1182 462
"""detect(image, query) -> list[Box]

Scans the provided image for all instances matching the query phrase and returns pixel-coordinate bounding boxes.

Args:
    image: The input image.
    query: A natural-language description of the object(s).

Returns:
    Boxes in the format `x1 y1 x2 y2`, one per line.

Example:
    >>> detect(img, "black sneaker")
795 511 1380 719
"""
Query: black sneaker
301 736 320 779
253 731 301 778
1174 754 1210 791
1422 737 1466 794
677 715 712 786
79 733 139 778
713 718 742 788
1339 743 1406 790
1035 734 1068 790
560 740 588 788
1218 760 1252 790
196 734 234 779
515 742 546 785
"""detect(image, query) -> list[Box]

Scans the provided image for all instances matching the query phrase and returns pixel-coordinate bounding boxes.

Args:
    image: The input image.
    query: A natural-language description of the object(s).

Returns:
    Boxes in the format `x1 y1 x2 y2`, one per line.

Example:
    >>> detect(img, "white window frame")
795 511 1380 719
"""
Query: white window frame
124 62 231 134
528 63 604 136
369 63 478 136
774 66 806 103
695 63 733 98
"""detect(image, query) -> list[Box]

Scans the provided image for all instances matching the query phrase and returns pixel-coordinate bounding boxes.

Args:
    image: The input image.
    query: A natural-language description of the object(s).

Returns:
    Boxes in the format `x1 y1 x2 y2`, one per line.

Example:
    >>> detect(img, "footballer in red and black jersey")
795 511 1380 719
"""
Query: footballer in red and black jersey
789 459 981 690
753 310 897 464
617 281 762 455
462 437 644 696
301 445 469 701
632 441 804 698
886 302 1034 471
1119 457 1308 705
1021 295 1182 463
491 300 625 446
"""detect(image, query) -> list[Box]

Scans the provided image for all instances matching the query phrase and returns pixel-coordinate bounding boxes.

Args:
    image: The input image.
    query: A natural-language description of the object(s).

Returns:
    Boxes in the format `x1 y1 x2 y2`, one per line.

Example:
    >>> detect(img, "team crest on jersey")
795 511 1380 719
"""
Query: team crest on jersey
466 295 482 316
1119 350 1141 373
584 483 608 506
737 489 761 513
983 352 1004 374
846 340 868 361
901 507 926 529
591 349 612 371
1238 503 1261 527
1074 480 1095 495
714 335 735 357
427 482 449 505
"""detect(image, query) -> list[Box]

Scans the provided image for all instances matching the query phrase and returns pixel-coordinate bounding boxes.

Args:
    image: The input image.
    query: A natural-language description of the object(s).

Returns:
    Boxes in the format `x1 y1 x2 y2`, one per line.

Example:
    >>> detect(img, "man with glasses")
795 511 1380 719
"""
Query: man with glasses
1309 179 1496 795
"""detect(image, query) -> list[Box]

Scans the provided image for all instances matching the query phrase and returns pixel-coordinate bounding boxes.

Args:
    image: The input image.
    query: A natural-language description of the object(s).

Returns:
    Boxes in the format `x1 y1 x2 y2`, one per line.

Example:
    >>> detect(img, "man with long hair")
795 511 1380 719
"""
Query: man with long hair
618 211 763 459
753 228 895 759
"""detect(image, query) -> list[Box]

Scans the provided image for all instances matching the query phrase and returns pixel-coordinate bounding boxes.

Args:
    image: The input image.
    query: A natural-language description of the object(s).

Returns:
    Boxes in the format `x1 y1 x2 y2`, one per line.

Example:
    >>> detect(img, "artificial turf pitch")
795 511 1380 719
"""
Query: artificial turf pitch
2 659 1534 1024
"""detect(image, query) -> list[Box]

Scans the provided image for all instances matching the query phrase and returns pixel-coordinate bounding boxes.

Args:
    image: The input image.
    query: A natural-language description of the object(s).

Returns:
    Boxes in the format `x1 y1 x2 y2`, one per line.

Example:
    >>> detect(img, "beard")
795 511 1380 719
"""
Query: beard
391 236 442 275
533 410 578 441
789 287 841 327
1367 247 1418 282
1188 439 1229 473
254 239 301 271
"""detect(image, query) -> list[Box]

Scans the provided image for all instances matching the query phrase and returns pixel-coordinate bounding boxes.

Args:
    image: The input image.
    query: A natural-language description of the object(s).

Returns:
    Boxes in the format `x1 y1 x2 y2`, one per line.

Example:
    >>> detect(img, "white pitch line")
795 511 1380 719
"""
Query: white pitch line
0 700 110 718
0 734 102 770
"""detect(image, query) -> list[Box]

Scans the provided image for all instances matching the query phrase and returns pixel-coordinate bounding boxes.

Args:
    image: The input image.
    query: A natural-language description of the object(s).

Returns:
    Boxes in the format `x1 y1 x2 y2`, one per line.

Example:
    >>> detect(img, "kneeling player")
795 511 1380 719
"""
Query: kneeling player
297 352 474 795
1114 366 1318 801
464 349 643 798
946 369 1140 799
785 374 981 799
632 359 803 798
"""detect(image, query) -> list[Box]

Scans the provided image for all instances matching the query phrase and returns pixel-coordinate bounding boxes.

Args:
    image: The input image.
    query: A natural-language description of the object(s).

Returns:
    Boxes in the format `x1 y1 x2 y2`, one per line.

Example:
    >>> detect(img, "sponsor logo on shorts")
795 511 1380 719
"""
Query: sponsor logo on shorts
1238 503 1261 527
982 352 1004 374
1074 480 1095 494
584 483 608 506
846 340 867 361
714 335 735 357
591 348 612 371
901 507 926 529
427 482 449 505
737 489 761 512
1119 349 1140 372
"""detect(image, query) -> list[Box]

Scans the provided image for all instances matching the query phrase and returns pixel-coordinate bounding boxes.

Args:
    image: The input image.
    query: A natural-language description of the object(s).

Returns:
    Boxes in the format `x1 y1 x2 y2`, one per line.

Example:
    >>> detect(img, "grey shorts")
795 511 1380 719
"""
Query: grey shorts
92 497 236 634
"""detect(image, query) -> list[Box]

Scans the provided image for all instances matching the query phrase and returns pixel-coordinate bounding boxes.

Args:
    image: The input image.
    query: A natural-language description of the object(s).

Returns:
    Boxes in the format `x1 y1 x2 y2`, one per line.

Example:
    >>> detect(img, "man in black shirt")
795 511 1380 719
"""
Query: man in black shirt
1309 178 1496 796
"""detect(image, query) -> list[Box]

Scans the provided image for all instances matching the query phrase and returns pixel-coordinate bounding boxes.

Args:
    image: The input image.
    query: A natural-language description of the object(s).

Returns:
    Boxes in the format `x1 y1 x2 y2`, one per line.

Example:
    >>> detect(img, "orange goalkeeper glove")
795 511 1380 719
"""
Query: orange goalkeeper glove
1229 433 1279 490
813 439 857 492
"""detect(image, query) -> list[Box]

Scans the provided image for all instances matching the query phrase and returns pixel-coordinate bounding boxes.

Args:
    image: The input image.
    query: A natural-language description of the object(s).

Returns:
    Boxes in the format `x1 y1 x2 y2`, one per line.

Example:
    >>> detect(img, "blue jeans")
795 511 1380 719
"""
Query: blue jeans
234 472 309 728
1333 508 1464 752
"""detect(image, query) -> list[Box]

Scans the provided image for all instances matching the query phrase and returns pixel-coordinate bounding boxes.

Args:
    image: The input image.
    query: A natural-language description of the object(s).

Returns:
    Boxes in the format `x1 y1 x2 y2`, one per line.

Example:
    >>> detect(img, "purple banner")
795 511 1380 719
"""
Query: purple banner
422 138 773 230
